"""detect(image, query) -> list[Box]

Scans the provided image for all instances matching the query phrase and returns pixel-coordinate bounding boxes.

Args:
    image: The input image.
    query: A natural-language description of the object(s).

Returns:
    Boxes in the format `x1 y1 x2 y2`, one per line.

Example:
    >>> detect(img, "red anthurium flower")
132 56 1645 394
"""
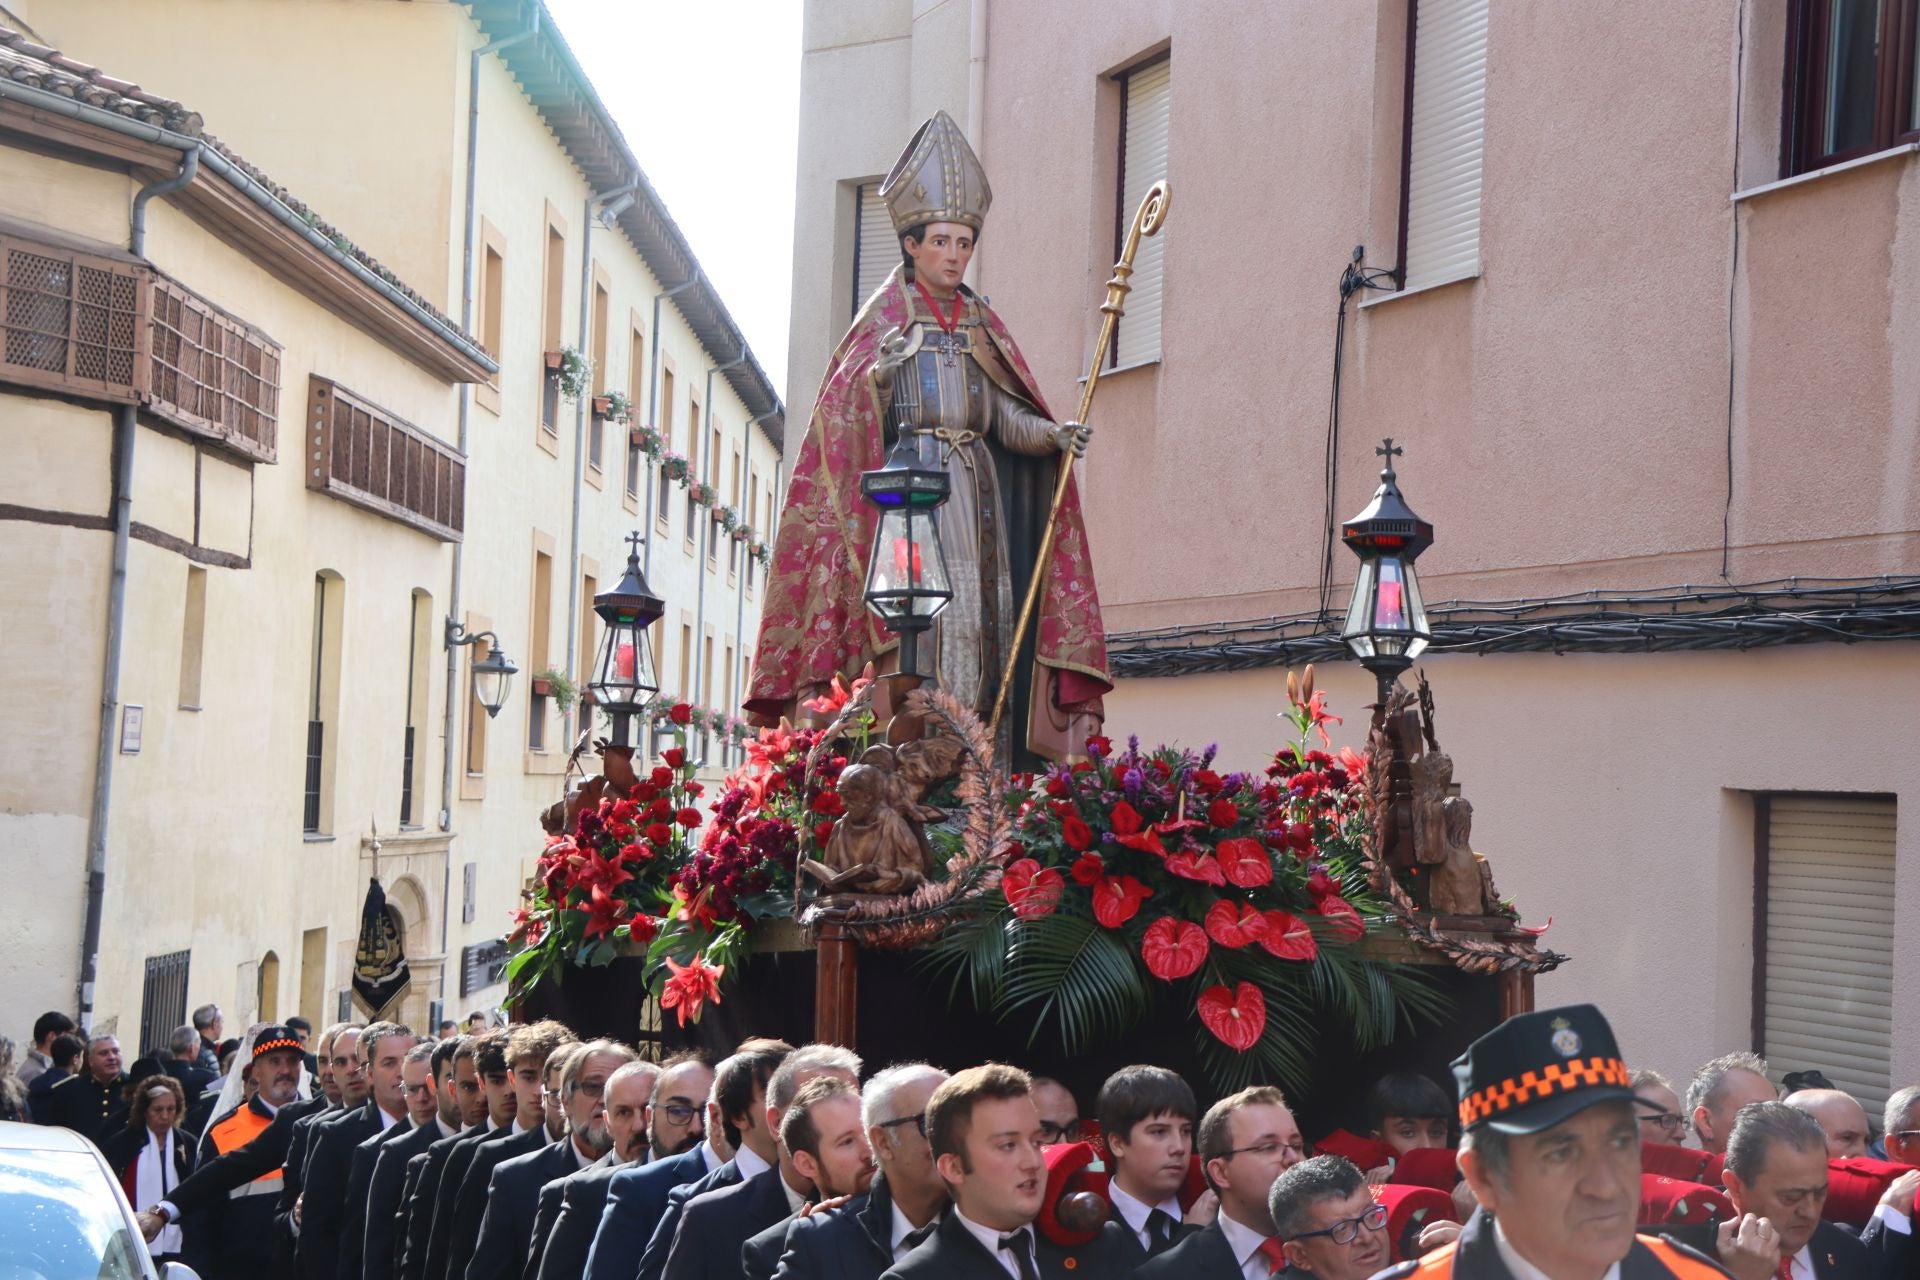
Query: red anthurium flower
1061 815 1093 852
581 883 630 939
1115 827 1168 857
1002 858 1065 919
669 703 693 726
1258 910 1319 962
1204 899 1269 948
1207 798 1240 828
664 747 687 768
1091 875 1152 928
1165 852 1226 886
1515 916 1554 938
1197 982 1266 1051
660 952 726 1027
1216 838 1273 889
1141 917 1209 980
1316 894 1367 941
1068 853 1105 886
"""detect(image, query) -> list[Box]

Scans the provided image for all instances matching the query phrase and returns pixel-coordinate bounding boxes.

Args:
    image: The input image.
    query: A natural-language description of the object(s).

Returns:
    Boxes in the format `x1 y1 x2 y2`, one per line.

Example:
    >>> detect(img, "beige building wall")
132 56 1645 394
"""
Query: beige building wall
10 0 782 1037
791 1 1920 1090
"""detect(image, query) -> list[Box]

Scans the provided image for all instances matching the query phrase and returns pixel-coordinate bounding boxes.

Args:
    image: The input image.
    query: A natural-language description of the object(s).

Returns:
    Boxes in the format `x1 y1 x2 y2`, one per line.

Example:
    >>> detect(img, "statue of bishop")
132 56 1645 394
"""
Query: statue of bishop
746 111 1110 768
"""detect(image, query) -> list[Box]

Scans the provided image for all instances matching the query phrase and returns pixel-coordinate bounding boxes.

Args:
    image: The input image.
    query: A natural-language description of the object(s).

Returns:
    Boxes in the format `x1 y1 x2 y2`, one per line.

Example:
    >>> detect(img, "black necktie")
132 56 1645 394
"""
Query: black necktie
1145 1208 1176 1255
998 1230 1041 1280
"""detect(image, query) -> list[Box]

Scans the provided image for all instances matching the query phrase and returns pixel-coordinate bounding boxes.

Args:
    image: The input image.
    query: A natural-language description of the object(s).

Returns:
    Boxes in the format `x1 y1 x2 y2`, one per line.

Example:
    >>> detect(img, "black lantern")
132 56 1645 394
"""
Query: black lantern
1340 439 1434 704
860 430 952 679
445 621 519 719
589 532 666 748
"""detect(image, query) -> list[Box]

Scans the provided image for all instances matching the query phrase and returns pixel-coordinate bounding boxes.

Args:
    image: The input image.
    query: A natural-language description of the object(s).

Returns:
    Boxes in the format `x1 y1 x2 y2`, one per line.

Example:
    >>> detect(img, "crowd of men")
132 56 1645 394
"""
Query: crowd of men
12 1000 1920 1280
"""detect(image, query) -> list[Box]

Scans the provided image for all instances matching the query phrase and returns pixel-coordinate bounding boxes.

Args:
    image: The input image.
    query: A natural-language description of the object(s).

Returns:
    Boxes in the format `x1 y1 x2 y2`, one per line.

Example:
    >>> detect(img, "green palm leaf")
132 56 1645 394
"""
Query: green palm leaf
996 910 1152 1051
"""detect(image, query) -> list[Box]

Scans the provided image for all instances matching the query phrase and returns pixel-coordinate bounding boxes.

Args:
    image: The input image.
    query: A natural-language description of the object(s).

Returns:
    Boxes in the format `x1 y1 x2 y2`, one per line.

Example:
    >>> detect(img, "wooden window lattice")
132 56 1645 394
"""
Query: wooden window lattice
306 375 465 541
0 236 145 402
149 276 282 463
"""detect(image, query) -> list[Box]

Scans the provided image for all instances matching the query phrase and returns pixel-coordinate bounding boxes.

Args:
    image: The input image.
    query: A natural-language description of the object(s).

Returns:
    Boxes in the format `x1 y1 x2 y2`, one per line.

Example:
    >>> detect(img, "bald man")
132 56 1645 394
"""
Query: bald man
1785 1088 1873 1159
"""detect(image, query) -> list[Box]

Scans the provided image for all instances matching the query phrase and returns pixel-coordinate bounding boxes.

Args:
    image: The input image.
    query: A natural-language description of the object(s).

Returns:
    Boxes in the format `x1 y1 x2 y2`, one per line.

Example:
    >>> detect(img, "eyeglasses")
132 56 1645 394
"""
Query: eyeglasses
654 1102 699 1125
571 1081 606 1100
878 1113 928 1140
1222 1139 1309 1161
1038 1120 1084 1144
1290 1203 1387 1246
1640 1113 1685 1134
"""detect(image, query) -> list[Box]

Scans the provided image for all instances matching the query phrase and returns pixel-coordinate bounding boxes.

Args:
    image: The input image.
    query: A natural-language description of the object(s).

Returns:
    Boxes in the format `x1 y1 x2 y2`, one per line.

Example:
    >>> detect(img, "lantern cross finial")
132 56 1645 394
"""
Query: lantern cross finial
1376 438 1402 482
624 529 645 562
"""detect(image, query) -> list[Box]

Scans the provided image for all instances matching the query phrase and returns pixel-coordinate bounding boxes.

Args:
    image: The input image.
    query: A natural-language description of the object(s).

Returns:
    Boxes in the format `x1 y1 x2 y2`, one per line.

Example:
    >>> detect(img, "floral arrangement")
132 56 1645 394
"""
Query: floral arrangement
688 481 719 509
550 346 593 402
922 669 1444 1092
660 451 689 482
630 423 664 456
595 390 633 422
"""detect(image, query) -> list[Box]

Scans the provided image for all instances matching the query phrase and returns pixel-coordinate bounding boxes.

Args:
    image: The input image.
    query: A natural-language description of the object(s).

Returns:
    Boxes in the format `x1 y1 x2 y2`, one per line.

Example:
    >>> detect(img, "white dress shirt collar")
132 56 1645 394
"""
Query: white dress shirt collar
1216 1209 1278 1279
890 1200 923 1260
779 1167 810 1216
435 1115 459 1140
378 1105 404 1130
698 1140 723 1174
1493 1216 1620 1280
734 1141 774 1181
953 1208 1031 1280
1109 1180 1182 1250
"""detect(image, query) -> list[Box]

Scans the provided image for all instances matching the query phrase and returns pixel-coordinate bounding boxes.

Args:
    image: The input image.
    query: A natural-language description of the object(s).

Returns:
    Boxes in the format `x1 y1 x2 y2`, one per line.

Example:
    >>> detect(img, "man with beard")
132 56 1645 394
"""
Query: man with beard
298 1021 417 1280
464 1038 635 1280
770 1063 950 1280
139 1026 309 1277
399 1029 521 1280
339 1040 447 1280
1136 1086 1306 1279
744 1076 876 1278
364 1038 472 1280
525 1058 660 1280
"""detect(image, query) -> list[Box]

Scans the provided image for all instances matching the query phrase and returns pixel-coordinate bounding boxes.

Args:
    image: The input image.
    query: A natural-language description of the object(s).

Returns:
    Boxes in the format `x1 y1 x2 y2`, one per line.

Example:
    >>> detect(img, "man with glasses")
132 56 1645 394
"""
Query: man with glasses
299 1021 418 1280
1267 1156 1386 1279
766 1063 950 1280
532 1059 669 1280
1137 1086 1306 1278
467 1038 636 1280
1631 1069 1688 1148
1030 1079 1082 1147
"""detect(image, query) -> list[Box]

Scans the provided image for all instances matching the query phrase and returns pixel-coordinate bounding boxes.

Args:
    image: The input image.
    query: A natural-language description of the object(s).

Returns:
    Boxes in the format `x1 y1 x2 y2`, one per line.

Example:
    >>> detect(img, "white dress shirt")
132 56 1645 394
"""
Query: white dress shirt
1875 1203 1913 1236
735 1142 774 1181
779 1169 810 1216
953 1208 1034 1280
698 1140 723 1175
1216 1209 1281 1280
1109 1180 1184 1252
1494 1217 1620 1280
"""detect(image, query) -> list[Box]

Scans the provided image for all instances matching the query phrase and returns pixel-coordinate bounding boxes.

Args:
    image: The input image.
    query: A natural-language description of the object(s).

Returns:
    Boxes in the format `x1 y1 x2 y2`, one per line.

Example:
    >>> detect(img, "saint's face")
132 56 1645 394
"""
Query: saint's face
907 222 975 297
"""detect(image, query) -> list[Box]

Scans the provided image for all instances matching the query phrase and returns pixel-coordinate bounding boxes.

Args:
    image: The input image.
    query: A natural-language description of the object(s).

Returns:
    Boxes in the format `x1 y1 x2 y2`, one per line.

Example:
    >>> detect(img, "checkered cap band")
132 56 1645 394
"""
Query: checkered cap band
252 1036 302 1060
1458 1055 1631 1128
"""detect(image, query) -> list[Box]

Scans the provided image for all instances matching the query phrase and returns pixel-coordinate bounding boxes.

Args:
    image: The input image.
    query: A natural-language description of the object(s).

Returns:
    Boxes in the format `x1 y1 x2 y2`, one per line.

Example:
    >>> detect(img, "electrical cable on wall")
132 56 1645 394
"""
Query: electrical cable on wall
1723 0 1747 582
1318 246 1397 621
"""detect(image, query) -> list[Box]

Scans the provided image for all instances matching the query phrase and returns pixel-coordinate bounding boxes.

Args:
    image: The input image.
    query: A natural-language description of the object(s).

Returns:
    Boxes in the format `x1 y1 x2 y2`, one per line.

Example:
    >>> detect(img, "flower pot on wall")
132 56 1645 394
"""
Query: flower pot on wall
544 350 565 371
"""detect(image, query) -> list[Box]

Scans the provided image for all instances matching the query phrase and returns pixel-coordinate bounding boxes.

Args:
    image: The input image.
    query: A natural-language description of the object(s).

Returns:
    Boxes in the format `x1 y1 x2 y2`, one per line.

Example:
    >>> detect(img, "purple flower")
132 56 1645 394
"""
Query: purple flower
1201 743 1219 768
1122 768 1144 798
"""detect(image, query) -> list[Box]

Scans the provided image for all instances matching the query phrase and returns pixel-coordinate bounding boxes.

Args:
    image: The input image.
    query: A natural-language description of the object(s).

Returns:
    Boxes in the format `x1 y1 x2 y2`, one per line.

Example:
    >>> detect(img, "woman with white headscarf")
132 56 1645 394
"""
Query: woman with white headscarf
103 1074 195 1262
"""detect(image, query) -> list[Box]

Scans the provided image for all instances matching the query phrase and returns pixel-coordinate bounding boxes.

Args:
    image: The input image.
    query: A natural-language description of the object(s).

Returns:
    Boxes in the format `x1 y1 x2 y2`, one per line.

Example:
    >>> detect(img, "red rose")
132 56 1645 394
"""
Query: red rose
1141 917 1208 981
675 807 702 828
669 703 693 725
1068 853 1105 886
1306 869 1335 899
1046 774 1071 799
1282 822 1315 854
1216 838 1273 889
811 791 845 817
1002 858 1065 919
1091 875 1151 928
646 823 673 845
651 766 675 788
664 747 687 768
1061 815 1093 851
1110 801 1144 836
1085 735 1113 757
1207 798 1240 828
1192 770 1225 796
812 822 835 845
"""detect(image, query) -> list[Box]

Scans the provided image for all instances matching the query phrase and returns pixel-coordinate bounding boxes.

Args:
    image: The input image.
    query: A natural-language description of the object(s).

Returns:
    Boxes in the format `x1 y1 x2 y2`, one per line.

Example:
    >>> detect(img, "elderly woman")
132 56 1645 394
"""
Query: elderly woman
103 1075 194 1263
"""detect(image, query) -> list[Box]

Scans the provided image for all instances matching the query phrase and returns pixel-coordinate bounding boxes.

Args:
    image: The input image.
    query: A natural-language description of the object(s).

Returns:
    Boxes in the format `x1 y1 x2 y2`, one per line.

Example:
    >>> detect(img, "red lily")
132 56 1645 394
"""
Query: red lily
660 952 726 1027
581 883 630 939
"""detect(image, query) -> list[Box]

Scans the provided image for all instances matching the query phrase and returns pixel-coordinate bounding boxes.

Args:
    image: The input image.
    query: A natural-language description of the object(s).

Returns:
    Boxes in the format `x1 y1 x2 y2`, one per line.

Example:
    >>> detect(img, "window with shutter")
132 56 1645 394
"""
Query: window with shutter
149 276 282 463
0 234 146 403
852 182 897 320
305 376 465 541
1399 0 1488 292
1756 794 1896 1111
1114 57 1170 369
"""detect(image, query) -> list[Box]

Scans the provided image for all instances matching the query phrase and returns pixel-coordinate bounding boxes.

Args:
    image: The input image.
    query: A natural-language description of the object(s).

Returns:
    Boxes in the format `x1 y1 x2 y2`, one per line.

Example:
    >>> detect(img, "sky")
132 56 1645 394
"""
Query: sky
542 0 803 392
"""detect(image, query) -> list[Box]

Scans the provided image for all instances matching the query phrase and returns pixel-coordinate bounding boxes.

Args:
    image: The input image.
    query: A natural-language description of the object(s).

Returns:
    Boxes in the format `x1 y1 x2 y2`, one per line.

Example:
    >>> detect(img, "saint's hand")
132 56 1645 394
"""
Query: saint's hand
1714 1213 1782 1280
872 326 912 391
1053 420 1092 457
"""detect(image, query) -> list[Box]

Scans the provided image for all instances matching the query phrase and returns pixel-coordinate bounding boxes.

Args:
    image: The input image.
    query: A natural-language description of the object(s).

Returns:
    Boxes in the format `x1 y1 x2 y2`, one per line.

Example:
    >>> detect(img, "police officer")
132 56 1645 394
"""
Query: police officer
1374 1004 1728 1280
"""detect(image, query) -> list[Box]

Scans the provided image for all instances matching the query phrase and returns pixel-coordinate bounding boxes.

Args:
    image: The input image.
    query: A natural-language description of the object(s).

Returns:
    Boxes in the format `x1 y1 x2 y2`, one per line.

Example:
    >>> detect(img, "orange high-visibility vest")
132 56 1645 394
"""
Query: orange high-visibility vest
207 1104 282 1199
1407 1234 1727 1280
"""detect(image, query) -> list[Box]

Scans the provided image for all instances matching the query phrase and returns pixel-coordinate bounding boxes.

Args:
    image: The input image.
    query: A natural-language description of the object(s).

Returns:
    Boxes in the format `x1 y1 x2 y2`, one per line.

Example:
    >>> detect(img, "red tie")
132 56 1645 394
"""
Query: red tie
1256 1237 1288 1276
1777 1257 1794 1280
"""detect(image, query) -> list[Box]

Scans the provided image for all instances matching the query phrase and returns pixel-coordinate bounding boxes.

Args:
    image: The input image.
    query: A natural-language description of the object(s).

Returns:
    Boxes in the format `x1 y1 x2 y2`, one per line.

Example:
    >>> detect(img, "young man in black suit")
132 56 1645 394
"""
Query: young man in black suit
398 1029 522 1280
363 1038 471 1280
467 1038 637 1280
298 1021 417 1280
1136 1086 1306 1279
1095 1065 1202 1264
661 1044 863 1280
338 1038 448 1280
744 1074 878 1277
881 1063 1113 1280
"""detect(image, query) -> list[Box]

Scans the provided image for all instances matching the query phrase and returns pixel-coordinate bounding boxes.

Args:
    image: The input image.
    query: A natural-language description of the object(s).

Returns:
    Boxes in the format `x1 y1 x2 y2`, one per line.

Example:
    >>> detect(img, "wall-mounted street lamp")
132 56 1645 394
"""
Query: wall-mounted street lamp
588 532 665 749
445 621 518 719
860 429 952 682
1341 438 1434 707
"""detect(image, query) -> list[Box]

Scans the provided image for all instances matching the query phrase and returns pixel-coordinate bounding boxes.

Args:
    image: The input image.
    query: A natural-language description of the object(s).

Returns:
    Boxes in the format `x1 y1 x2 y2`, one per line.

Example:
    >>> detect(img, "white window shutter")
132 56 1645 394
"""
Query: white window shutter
1762 795 1897 1111
1115 58 1170 368
1403 0 1487 291
853 182 896 319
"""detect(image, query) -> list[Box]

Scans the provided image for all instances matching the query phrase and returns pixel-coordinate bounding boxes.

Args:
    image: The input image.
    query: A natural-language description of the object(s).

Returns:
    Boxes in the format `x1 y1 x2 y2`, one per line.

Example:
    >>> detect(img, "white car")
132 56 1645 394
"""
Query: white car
0 1121 198 1280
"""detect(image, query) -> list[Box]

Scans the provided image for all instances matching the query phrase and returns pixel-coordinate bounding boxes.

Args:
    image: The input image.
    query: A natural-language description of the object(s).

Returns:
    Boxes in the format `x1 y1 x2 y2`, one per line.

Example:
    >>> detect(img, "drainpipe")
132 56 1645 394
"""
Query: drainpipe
966 0 988 292
564 180 641 746
692 350 747 761
643 271 702 576
436 12 540 991
733 407 782 745
76 147 202 1030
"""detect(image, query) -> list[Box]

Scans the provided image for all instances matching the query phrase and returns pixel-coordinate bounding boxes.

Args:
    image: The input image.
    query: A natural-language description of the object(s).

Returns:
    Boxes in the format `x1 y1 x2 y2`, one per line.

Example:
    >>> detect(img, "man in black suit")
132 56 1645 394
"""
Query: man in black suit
339 1039 451 1280
661 1044 864 1280
526 1056 667 1280
1269 1156 1389 1280
744 1075 886 1278
191 1005 224 1073
1093 1064 1202 1265
428 1021 577 1280
399 1030 521 1280
363 1038 473 1280
45 1034 129 1145
769 1062 950 1280
881 1064 1115 1280
466 1038 637 1280
622 1039 795 1280
277 1023 370 1262
298 1020 417 1280
1136 1086 1306 1279
162 1024 220 1104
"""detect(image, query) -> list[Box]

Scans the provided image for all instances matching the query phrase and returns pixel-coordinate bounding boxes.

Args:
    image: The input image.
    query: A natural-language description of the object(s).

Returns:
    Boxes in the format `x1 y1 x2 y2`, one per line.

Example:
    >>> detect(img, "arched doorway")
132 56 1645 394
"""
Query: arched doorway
258 951 280 1023
382 876 433 1032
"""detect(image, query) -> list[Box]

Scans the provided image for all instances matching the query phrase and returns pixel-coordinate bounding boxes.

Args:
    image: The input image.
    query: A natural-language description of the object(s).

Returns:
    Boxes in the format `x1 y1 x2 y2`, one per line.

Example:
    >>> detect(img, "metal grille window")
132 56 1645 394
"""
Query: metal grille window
139 950 191 1058
1114 56 1170 369
305 377 465 541
149 277 282 462
1755 794 1897 1112
1399 0 1489 292
0 236 145 402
